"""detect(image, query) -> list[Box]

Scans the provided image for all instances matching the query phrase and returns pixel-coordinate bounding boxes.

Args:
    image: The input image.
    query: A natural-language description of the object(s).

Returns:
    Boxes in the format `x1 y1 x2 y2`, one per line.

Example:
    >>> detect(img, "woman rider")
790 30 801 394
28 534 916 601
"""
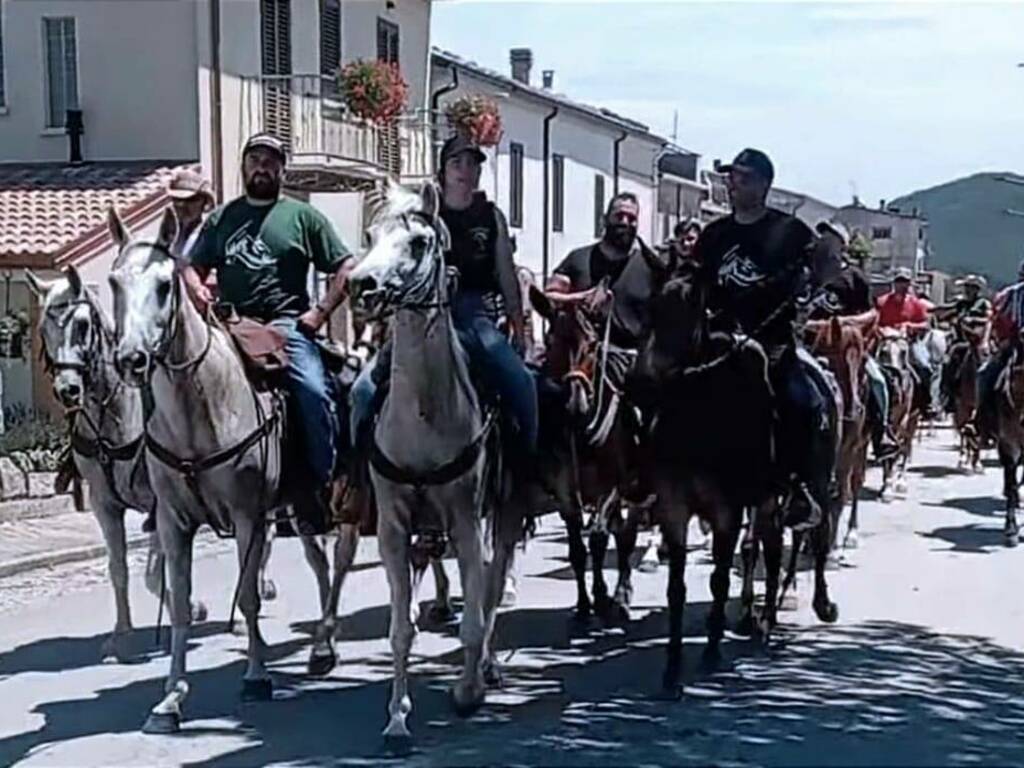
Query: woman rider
349 134 539 475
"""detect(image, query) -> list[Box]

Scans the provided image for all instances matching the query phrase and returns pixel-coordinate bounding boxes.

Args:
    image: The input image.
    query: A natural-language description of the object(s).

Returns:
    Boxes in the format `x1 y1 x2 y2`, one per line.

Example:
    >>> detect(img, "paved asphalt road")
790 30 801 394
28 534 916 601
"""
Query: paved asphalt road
1 427 1023 767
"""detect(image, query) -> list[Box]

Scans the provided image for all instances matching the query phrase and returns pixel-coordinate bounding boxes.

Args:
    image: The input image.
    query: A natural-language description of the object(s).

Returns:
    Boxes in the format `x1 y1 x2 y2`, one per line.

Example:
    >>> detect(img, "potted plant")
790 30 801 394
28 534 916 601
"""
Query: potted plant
0 310 29 359
337 59 409 124
444 95 503 147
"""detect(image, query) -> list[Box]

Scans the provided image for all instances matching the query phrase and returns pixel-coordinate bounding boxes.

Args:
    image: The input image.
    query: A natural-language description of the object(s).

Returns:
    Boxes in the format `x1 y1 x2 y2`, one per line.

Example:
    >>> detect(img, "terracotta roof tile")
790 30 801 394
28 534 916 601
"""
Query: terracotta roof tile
0 161 196 266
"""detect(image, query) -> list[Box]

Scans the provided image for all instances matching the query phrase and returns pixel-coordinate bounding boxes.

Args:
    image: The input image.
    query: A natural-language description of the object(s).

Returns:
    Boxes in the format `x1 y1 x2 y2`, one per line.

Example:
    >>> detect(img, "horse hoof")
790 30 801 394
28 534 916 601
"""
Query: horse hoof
426 603 457 625
191 602 209 623
260 580 278 602
240 677 273 702
307 645 337 677
735 613 755 638
1004 531 1019 548
101 634 132 663
813 600 839 624
844 531 860 550
780 592 799 612
382 732 414 757
450 684 486 718
483 661 504 688
500 587 518 608
142 711 180 735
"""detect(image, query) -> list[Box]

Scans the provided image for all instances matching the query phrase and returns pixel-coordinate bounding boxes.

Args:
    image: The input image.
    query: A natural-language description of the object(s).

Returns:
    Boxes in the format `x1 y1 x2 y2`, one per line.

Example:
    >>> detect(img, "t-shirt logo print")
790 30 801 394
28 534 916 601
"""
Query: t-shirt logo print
468 227 490 252
224 224 275 270
718 245 766 288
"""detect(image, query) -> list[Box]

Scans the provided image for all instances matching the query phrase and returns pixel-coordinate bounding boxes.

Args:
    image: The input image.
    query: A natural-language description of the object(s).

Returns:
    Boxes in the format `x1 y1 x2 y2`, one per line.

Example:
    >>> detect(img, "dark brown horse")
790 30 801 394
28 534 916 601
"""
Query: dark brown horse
805 310 876 548
950 320 990 472
530 287 644 623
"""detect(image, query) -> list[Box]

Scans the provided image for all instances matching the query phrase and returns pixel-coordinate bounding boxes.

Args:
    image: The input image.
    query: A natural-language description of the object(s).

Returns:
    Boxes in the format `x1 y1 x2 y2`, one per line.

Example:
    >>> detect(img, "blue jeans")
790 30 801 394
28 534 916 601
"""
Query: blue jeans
274 320 338 486
349 292 539 453
864 356 889 425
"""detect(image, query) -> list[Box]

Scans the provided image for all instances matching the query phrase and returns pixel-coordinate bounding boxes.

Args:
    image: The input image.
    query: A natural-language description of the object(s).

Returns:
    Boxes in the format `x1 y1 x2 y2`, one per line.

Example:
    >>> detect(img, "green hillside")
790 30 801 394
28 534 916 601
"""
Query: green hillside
891 172 1024 286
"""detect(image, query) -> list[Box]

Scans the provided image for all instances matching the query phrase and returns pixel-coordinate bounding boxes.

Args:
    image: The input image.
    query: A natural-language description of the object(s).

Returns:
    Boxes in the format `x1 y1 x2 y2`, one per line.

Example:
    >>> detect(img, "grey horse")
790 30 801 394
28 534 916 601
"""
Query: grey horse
26 266 207 661
107 207 360 733
348 181 524 743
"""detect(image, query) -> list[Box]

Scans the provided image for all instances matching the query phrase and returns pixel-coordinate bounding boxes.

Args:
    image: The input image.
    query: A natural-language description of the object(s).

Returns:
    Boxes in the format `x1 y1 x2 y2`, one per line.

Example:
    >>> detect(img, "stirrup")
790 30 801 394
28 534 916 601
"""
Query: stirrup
782 479 822 532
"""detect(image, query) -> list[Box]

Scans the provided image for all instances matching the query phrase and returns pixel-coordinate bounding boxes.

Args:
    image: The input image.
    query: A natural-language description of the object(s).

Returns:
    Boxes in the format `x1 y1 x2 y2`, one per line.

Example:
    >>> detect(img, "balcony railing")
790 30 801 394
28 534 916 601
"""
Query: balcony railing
238 73 433 182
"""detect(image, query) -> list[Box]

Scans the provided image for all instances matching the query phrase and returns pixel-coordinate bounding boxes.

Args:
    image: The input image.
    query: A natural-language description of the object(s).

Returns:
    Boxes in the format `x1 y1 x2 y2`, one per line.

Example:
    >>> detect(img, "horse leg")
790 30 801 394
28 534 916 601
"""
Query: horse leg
779 530 802 612
705 509 741 665
258 522 277 602
142 521 194 734
610 510 638 624
236 520 272 700
94 504 133 662
450 513 487 717
756 502 784 641
427 558 456 624
1001 447 1020 547
143 533 208 628
302 528 336 676
811 519 839 624
737 513 758 638
660 517 689 699
308 522 361 677
379 518 419 742
481 506 523 689
561 511 591 620
299 534 330 612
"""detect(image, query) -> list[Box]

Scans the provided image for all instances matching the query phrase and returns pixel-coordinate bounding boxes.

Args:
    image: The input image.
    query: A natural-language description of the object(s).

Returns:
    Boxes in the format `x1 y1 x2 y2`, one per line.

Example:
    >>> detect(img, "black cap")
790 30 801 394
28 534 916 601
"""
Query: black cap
439 133 486 168
242 133 287 162
720 148 774 185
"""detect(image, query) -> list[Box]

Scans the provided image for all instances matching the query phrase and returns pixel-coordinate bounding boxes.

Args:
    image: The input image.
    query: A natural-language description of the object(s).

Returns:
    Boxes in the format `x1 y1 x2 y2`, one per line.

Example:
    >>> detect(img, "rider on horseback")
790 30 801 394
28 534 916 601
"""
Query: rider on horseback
694 148 839 531
976 260 1024 438
182 133 354 519
349 134 539 481
876 267 935 416
810 220 901 461
935 274 991 413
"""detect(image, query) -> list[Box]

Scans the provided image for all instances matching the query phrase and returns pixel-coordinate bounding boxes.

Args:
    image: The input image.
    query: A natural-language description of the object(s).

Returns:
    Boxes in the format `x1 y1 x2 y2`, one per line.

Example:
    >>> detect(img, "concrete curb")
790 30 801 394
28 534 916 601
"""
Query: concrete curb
0 532 150 579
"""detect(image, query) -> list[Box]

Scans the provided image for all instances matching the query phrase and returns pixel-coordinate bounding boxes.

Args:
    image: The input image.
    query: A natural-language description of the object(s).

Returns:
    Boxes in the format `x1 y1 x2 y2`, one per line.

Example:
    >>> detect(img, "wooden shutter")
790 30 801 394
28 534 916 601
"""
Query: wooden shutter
510 143 524 228
552 154 564 232
320 0 341 99
374 19 401 176
261 0 292 147
376 18 399 66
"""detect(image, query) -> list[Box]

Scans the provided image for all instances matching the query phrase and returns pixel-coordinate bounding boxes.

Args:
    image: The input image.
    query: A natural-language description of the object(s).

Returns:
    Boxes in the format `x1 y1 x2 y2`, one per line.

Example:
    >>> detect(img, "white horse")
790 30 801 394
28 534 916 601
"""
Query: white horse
348 181 524 743
26 266 207 661
107 207 360 733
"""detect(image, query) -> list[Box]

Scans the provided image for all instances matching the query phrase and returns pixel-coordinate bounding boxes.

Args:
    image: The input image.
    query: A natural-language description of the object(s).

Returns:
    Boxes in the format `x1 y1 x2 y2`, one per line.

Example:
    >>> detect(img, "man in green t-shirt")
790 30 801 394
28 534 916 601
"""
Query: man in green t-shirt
183 133 354 495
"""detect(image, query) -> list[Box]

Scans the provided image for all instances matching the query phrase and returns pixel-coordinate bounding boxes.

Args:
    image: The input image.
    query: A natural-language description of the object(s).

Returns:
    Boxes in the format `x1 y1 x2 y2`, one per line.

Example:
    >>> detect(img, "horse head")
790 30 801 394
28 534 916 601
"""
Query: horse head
348 180 451 318
27 265 113 409
877 326 910 371
807 314 871 420
107 206 180 385
530 284 601 420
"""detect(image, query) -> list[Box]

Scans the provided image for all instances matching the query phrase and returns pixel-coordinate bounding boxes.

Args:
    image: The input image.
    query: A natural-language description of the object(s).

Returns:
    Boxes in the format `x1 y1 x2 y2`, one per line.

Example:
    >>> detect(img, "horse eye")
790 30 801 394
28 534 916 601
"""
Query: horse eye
71 317 89 345
156 279 172 306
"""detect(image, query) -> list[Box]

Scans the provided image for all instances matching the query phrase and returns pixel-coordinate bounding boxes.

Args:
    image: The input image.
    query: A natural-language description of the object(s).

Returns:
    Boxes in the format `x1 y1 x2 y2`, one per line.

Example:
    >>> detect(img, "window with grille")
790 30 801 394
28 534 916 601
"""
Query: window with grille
376 18 399 66
594 174 606 238
510 143 524 228
552 154 564 232
872 226 892 240
43 18 78 128
260 0 292 146
320 0 341 99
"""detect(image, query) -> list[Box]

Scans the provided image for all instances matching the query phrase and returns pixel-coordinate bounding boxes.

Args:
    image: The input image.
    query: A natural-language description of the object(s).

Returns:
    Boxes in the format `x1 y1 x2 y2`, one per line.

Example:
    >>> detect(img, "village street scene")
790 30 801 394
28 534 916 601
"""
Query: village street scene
0 1 1023 766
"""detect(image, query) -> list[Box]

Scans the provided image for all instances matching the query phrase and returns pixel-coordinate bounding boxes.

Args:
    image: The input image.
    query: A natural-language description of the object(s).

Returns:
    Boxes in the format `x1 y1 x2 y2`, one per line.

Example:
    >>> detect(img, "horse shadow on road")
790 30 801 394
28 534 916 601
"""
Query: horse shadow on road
3 591 1024 767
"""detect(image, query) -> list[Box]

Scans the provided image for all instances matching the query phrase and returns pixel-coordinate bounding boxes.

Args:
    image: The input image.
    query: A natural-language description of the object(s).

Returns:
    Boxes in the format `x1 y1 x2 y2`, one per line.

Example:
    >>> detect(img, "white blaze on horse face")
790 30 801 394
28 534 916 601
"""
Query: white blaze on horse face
37 277 93 404
109 244 177 377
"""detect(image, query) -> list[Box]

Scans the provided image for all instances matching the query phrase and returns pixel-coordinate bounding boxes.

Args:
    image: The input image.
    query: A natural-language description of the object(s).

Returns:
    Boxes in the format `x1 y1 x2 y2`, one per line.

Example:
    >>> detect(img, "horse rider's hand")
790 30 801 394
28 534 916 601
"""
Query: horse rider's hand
188 282 214 315
585 285 613 314
510 318 529 356
297 305 328 338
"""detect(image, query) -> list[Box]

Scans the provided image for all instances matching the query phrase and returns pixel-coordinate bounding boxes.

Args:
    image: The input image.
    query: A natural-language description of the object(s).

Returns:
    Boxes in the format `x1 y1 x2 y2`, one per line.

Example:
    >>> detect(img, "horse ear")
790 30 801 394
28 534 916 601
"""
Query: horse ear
24 270 56 297
107 206 129 247
420 181 441 221
529 284 554 320
435 214 452 252
155 208 178 249
64 265 83 297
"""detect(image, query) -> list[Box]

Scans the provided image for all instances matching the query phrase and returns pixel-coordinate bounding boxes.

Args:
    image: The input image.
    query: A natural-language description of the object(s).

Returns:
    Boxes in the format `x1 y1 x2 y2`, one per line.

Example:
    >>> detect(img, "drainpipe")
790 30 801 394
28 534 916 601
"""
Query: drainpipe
209 0 224 202
542 106 559 283
612 131 627 195
429 65 459 172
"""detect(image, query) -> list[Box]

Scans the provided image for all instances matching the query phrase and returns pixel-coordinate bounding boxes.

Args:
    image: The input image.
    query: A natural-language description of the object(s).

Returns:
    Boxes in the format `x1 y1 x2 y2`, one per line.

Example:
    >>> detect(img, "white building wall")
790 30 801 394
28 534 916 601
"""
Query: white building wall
0 0 200 164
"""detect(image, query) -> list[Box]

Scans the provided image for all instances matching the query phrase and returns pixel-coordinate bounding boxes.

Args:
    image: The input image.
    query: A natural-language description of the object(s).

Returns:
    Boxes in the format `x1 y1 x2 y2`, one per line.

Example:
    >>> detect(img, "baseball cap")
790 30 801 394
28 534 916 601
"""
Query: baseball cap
242 133 287 162
816 220 850 246
957 274 987 289
720 148 774 185
893 267 913 282
439 133 486 167
167 169 214 204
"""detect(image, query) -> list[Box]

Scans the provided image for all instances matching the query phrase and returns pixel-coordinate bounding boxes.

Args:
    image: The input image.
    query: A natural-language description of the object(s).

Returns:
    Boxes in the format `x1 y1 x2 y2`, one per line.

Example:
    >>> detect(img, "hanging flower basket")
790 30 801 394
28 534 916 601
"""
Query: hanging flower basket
0 311 28 359
445 95 503 147
337 59 409 124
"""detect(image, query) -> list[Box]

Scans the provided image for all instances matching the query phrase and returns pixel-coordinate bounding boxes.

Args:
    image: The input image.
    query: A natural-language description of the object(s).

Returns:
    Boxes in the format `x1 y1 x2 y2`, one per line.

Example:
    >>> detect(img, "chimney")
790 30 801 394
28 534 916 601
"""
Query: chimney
66 109 84 164
879 199 886 210
510 48 533 85
542 69 554 89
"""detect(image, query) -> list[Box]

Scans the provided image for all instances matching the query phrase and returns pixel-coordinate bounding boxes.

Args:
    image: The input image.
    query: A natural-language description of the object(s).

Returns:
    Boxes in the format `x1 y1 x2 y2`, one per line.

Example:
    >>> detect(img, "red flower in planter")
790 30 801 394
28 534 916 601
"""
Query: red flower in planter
445 95 503 147
338 59 409 123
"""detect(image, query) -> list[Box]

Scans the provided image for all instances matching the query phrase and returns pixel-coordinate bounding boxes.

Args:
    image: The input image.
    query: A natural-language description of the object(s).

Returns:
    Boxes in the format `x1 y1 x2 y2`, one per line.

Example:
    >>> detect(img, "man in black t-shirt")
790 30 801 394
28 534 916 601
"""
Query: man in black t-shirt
695 148 839 531
546 192 658 349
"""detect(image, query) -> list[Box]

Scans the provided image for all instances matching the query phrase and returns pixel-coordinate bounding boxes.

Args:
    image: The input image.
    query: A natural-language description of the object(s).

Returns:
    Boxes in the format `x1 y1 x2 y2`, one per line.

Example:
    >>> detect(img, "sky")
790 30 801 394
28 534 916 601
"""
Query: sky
432 0 1024 206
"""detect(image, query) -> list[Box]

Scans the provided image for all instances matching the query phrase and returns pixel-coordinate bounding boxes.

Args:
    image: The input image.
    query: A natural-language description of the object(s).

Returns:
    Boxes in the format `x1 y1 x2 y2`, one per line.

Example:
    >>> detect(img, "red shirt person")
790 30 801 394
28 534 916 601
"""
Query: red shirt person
876 267 930 332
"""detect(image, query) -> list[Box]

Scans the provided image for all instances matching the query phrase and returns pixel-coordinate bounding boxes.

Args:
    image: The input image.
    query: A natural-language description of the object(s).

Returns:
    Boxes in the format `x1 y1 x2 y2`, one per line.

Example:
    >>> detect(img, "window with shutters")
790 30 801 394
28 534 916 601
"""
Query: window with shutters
320 0 341 99
260 0 292 146
376 18 399 66
872 226 892 240
510 143 524 228
43 17 78 128
594 174 606 238
552 154 564 232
